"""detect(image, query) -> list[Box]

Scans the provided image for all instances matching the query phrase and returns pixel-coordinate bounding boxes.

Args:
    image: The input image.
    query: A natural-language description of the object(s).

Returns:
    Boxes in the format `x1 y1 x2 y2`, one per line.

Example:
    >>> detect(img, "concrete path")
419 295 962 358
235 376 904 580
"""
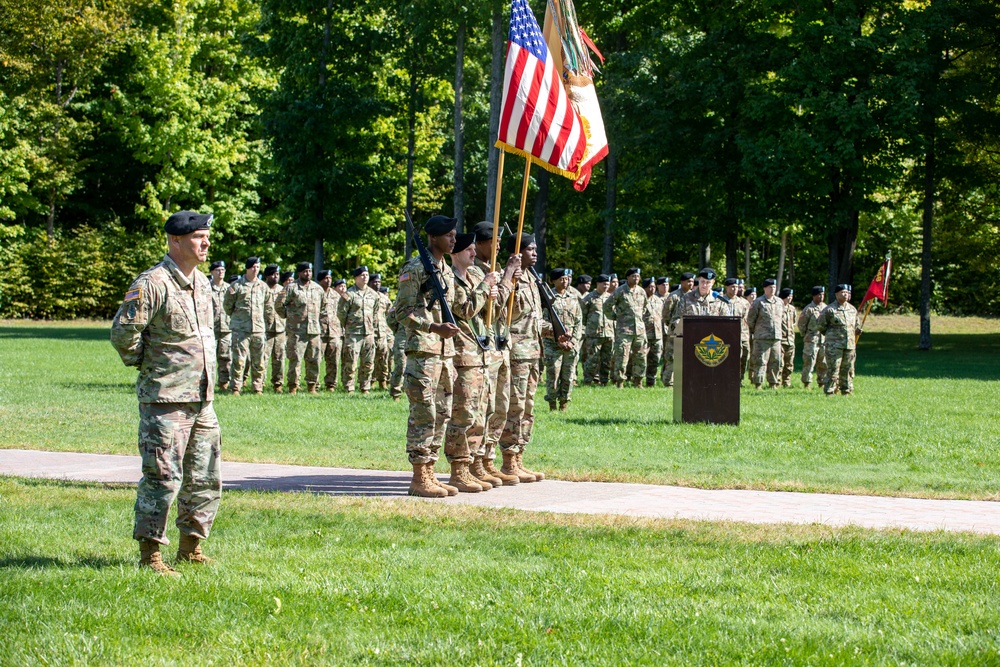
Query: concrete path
2 449 999 535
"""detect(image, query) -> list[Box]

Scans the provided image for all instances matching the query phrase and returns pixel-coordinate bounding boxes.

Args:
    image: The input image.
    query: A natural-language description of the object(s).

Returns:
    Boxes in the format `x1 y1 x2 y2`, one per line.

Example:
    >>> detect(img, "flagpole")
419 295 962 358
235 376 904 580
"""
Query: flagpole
505 158 532 327
855 299 874 344
484 150 506 331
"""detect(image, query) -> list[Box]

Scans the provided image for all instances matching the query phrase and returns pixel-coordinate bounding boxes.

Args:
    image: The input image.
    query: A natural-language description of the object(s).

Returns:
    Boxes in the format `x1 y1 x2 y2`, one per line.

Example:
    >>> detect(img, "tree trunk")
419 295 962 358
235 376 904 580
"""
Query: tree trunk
484 0 504 226
314 237 324 274
405 71 417 259
699 243 711 270
534 170 549 275
919 125 935 351
47 193 56 241
776 231 787 291
725 233 738 279
788 241 795 289
744 238 751 283
453 22 466 231
602 150 617 273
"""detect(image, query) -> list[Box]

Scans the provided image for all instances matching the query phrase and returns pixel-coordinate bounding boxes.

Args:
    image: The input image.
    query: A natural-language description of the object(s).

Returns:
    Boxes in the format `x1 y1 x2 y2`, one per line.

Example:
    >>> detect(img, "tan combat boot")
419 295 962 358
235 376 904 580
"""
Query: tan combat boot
139 539 180 577
274 385 283 394
176 534 215 565
483 456 519 486
408 463 448 498
516 452 545 481
470 456 501 488
559 402 568 412
426 463 458 496
549 400 558 411
501 450 536 483
231 389 241 397
308 383 318 395
289 386 298 395
448 461 485 493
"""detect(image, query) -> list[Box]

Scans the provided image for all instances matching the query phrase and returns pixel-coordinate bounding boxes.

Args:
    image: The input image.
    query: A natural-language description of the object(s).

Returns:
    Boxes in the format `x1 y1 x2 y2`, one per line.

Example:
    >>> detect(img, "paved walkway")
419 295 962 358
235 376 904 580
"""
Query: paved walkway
2 449 999 535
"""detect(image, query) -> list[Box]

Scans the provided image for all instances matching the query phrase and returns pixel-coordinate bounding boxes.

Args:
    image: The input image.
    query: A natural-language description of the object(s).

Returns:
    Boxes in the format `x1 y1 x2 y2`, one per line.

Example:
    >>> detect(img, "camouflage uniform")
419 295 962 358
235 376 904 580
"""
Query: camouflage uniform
475 257 511 463
543 289 584 405
660 288 687 386
264 282 286 390
675 290 726 328
320 288 343 390
110 254 221 546
720 295 751 382
276 278 326 391
817 300 860 395
780 302 798 387
797 299 828 388
604 283 647 385
210 280 232 389
224 276 273 393
388 312 407 399
338 284 378 392
747 294 784 388
372 288 394 387
394 255 455 464
644 292 665 387
581 290 614 384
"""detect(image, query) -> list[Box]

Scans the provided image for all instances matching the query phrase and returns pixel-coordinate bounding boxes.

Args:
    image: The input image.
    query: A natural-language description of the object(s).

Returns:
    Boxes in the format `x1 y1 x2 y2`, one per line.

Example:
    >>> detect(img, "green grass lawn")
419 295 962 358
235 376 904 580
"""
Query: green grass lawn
1 317 999 498
2 477 999 666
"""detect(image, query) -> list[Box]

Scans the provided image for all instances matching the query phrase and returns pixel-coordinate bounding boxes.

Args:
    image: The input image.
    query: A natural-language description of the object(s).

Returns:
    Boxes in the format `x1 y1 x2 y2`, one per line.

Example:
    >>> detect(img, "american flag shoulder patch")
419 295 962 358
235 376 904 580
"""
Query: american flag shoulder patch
399 272 410 283
124 286 143 302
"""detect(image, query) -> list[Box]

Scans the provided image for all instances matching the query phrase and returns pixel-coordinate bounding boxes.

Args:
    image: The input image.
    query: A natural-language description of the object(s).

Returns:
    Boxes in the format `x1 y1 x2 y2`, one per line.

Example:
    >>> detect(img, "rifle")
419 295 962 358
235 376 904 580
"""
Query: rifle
528 266 569 341
403 212 457 328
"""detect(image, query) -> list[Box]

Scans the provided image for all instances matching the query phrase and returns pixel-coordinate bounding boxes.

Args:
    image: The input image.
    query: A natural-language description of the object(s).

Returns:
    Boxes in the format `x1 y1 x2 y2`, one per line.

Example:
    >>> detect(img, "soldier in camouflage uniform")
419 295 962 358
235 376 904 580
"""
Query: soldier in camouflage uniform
574 274 592 371
779 287 797 387
604 267 648 388
394 215 462 498
817 284 861 395
674 268 725 331
275 261 326 394
661 271 694 387
581 274 614 385
370 273 394 390
643 277 665 387
110 210 221 576
262 265 286 392
224 257 273 395
720 277 751 382
336 266 378 393
317 272 343 391
209 261 232 391
747 278 784 389
543 268 584 411
798 286 828 389
388 308 406 400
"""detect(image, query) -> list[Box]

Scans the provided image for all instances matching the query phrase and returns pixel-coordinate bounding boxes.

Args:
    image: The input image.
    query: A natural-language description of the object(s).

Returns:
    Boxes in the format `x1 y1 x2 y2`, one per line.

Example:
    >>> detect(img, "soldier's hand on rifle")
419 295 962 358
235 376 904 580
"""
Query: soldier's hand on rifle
430 322 461 338
557 333 572 346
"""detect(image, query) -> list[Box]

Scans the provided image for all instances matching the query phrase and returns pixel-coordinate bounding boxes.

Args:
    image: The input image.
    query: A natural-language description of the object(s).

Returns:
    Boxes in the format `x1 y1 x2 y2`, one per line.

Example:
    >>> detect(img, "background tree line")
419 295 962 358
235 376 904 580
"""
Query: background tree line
1 0 998 340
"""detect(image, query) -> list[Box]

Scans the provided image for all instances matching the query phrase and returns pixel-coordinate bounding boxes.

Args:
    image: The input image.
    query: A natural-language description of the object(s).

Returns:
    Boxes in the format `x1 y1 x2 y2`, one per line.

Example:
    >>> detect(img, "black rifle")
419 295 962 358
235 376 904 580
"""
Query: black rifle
404 212 456 327
528 266 569 340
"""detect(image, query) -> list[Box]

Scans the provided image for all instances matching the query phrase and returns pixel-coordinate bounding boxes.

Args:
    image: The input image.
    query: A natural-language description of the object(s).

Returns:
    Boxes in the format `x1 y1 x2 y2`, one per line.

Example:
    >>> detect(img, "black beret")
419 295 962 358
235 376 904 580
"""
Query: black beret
452 232 475 254
209 260 225 271
352 265 369 277
812 285 826 296
245 256 260 270
596 274 610 283
779 287 793 299
263 264 279 277
506 232 535 253
763 278 777 287
368 272 383 282
609 273 618 280
316 270 332 280
737 279 745 285
724 278 738 286
697 267 716 280
280 271 294 283
746 286 758 294
625 267 641 277
836 283 852 292
642 277 654 287
380 286 388 294
473 221 495 242
680 272 695 281
576 274 592 285
226 275 239 284
549 268 572 281
424 215 458 236
656 277 669 285
332 278 346 287
296 261 312 273
164 210 213 236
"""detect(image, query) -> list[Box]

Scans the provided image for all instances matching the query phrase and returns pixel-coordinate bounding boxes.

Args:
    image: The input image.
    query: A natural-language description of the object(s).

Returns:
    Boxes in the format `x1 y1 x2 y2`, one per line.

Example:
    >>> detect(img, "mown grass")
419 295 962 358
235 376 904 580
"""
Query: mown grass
1 317 998 498
2 477 999 666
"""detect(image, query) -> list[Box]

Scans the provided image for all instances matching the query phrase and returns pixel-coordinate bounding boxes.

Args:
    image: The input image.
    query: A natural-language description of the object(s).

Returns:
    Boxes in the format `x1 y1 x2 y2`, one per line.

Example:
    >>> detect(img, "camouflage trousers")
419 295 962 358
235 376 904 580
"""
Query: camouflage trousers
404 353 454 464
264 331 285 389
373 335 392 387
824 346 856 395
231 330 266 393
645 338 663 386
611 333 647 385
500 357 541 454
661 335 676 386
801 337 828 387
342 333 376 392
484 351 510 461
582 336 613 385
286 333 322 389
780 341 796 387
134 401 221 545
750 338 782 387
322 335 342 390
389 329 407 399
445 363 491 463
543 340 579 404
215 332 232 388
740 340 750 384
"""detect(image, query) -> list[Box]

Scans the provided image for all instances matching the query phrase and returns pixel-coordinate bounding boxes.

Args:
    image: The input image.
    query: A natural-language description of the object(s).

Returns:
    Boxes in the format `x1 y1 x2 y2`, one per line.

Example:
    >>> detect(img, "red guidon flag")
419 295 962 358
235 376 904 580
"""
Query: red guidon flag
496 0 587 180
860 255 892 308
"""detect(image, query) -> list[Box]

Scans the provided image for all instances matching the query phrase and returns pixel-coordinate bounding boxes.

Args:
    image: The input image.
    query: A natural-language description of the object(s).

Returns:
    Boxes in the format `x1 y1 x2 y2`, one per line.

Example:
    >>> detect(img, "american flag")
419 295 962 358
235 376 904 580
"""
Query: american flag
496 0 587 179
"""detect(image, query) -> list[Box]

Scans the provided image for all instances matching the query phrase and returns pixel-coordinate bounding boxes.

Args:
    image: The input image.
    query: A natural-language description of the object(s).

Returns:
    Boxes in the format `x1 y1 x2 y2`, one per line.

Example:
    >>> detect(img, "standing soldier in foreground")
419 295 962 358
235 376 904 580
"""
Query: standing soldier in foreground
110 210 221 576
209 261 232 391
225 257 273 396
720 277 751 383
262 265 286 393
604 267 648 388
338 266 378 394
747 278 784 389
370 273 394 390
276 261 326 395
317 271 343 392
675 268 724 327
543 268 583 411
798 286 828 389
817 284 861 395
661 271 694 387
395 215 461 497
643 277 666 388
581 274 614 385
778 287 797 387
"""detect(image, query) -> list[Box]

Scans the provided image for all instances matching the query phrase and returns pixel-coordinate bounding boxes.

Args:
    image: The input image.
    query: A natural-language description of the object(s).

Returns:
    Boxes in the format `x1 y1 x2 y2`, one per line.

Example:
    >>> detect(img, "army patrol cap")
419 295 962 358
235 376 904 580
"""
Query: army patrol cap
656 277 669 285
812 285 825 295
209 260 225 271
452 232 476 253
316 270 332 280
245 256 261 270
473 221 495 242
164 210 213 236
836 283 852 292
625 267 641 278
296 261 312 273
779 287 793 299
424 215 458 236
506 232 535 253
697 267 717 280
332 278 346 287
549 268 572 281
576 274 592 285
596 274 610 283
724 277 738 286
353 265 369 277
763 277 777 287
263 264 279 277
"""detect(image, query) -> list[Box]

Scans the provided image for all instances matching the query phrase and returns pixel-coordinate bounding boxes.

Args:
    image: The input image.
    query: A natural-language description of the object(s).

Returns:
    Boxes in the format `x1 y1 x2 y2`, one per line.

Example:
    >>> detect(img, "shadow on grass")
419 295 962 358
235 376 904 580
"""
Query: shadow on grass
858 333 1000 380
225 472 412 497
0 326 110 342
0 555 127 570
58 381 134 393
565 416 674 427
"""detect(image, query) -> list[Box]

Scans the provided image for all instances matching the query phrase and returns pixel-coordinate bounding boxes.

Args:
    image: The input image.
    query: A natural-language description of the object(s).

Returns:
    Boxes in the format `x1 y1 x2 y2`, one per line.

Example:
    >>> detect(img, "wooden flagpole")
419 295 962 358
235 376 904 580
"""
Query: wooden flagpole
484 150 506 330
505 158 533 327
855 299 874 344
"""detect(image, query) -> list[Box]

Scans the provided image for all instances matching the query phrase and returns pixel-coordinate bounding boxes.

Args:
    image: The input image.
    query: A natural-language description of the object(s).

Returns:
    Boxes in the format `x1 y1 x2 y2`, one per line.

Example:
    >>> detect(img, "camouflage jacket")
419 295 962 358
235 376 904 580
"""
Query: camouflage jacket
581 291 614 338
276 279 326 335
661 288 688 337
320 288 343 339
373 289 394 341
451 265 493 367
747 295 784 340
110 254 216 404
603 284 647 337
674 290 725 336
474 256 513 363
266 283 286 334
545 289 584 346
509 270 553 360
719 295 751 343
210 280 231 334
797 300 827 343
224 275 273 334
394 255 456 357
644 293 665 342
338 284 378 337
817 300 860 350
781 303 798 345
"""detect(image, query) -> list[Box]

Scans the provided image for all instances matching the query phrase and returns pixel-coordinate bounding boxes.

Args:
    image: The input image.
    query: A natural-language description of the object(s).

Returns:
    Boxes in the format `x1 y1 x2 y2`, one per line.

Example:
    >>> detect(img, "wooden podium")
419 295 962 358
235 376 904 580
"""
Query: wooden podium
672 316 742 425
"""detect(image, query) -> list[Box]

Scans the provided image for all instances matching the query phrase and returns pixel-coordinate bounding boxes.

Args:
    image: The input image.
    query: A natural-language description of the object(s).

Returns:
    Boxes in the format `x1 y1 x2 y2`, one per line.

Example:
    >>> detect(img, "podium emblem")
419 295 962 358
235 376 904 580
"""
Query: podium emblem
694 333 729 367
